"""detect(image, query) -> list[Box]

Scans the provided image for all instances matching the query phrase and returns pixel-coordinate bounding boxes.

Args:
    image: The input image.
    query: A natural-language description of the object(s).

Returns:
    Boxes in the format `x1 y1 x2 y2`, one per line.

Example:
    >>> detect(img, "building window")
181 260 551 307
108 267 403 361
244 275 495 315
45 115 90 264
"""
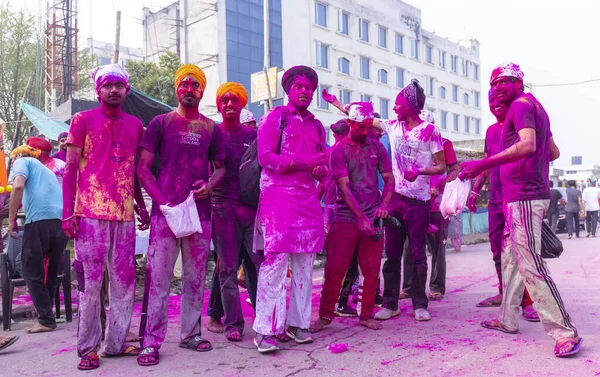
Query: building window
359 19 369 42
439 50 446 69
475 119 481 135
378 26 387 48
474 64 479 80
361 94 372 102
317 85 330 110
99 56 111 65
463 59 470 77
315 2 327 28
396 68 405 88
380 98 389 119
339 89 352 104
378 69 388 84
426 45 433 64
453 114 459 131
463 93 469 105
566 170 578 174
426 76 435 96
439 86 446 99
338 57 350 74
440 111 448 130
464 116 471 133
395 34 403 54
338 10 349 35
316 42 328 68
451 55 458 73
410 38 419 59
360 56 370 79
474 91 480 108
452 85 459 102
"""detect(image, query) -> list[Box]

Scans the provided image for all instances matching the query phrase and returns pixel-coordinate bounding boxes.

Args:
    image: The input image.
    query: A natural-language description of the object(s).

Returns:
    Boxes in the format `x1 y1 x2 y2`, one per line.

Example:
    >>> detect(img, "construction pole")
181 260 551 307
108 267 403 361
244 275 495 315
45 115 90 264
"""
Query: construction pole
8 77 33 176
112 11 121 64
263 0 271 113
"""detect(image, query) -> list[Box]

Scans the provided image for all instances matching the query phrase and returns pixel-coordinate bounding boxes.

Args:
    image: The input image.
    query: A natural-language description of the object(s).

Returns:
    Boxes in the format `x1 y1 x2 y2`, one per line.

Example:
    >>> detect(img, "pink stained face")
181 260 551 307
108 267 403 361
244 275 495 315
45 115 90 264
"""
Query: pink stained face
99 81 127 106
393 93 417 122
333 132 347 144
58 137 68 150
177 76 204 108
287 76 315 111
218 92 243 120
489 97 509 122
348 119 373 143
491 77 521 105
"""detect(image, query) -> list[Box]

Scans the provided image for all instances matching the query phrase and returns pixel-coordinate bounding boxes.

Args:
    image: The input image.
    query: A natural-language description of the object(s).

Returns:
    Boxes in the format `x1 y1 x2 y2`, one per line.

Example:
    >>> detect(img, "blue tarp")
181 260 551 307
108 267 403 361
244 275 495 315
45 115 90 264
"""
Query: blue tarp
20 102 69 141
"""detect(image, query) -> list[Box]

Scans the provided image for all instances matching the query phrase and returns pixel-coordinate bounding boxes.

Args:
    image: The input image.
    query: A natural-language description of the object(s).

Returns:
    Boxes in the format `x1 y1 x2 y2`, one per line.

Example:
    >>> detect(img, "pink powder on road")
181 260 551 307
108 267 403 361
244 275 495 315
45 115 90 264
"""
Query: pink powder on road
328 343 349 354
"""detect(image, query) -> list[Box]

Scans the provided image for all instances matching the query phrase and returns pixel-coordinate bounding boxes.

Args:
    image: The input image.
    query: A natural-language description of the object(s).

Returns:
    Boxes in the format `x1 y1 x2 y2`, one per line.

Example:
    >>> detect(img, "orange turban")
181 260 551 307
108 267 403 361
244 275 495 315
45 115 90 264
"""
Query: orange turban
216 82 249 111
174 64 207 91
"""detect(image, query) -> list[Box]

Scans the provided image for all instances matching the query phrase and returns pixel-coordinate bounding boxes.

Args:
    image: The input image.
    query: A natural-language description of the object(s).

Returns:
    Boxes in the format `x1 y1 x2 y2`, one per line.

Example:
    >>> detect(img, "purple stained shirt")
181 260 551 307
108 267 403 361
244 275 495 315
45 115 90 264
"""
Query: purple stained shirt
211 124 257 204
500 93 551 202
485 123 503 204
140 111 226 220
322 147 338 205
330 137 393 222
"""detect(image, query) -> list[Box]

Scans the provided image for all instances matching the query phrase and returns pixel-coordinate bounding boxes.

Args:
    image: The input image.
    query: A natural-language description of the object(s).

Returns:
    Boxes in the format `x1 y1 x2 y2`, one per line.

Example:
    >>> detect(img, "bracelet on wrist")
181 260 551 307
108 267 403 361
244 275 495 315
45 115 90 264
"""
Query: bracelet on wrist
62 215 74 222
471 191 481 198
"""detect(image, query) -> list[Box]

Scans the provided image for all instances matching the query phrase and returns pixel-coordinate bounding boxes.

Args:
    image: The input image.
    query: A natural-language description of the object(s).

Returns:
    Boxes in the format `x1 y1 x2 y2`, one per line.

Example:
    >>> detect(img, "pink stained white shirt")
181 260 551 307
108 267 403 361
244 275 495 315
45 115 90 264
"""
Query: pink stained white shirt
379 119 444 201
257 103 326 255
67 108 144 222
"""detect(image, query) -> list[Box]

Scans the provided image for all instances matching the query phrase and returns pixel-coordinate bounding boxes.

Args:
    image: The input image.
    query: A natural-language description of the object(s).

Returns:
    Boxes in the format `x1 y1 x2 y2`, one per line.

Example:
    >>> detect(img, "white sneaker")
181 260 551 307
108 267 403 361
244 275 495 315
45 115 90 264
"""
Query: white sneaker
413 308 431 321
374 307 401 320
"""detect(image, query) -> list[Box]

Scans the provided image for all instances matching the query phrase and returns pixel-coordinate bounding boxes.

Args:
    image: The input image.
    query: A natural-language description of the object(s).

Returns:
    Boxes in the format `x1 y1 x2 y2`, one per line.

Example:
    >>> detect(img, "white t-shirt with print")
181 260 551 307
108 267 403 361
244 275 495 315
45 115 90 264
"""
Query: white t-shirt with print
379 119 444 201
582 186 600 211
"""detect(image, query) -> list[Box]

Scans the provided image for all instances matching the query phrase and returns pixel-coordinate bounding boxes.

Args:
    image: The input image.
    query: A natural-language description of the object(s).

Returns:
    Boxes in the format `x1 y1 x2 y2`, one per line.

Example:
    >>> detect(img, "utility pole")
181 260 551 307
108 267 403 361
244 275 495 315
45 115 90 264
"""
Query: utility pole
113 11 121 64
263 0 271 113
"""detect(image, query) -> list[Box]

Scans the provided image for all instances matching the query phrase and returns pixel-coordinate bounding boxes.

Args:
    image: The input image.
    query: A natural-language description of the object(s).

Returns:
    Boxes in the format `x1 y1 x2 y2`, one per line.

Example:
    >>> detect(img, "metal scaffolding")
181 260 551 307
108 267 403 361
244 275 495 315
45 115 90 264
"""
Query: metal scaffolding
44 0 78 112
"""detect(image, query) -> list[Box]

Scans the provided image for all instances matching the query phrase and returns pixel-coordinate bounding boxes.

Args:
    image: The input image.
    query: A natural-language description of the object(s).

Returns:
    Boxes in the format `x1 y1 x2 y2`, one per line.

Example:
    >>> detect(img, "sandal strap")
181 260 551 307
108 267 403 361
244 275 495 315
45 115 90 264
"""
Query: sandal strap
140 347 158 356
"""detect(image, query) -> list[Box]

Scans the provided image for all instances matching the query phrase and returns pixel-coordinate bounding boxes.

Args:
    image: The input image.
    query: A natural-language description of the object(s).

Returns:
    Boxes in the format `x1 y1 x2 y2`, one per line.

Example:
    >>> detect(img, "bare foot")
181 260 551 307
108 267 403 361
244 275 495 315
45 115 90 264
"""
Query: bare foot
25 323 54 334
555 337 582 356
309 318 331 333
206 317 224 334
126 331 139 343
360 318 383 330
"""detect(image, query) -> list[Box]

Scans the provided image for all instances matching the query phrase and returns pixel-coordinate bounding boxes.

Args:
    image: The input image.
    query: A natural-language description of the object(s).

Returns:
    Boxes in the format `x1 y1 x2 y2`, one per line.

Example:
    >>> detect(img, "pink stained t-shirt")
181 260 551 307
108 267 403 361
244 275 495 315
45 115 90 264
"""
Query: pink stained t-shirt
380 119 444 201
67 108 144 222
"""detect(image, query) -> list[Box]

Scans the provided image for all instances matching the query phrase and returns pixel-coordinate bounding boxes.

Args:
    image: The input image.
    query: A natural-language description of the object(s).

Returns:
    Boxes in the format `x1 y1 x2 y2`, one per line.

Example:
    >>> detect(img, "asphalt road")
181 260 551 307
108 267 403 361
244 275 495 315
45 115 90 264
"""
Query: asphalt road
1 233 598 377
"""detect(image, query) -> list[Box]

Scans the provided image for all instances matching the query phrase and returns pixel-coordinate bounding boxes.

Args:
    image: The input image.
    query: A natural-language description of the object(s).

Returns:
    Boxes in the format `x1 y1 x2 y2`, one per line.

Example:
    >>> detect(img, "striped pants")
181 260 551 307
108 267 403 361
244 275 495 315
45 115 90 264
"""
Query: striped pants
498 200 578 340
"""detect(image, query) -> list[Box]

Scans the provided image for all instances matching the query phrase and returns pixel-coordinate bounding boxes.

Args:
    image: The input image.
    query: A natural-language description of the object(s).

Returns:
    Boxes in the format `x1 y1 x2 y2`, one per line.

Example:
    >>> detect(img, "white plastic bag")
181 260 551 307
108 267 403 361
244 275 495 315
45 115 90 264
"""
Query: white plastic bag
160 192 203 238
440 179 471 219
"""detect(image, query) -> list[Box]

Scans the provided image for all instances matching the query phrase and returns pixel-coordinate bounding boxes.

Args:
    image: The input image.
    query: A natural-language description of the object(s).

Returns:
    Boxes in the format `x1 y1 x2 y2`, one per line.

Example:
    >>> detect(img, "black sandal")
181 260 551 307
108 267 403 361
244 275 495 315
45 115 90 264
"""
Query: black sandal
179 335 213 352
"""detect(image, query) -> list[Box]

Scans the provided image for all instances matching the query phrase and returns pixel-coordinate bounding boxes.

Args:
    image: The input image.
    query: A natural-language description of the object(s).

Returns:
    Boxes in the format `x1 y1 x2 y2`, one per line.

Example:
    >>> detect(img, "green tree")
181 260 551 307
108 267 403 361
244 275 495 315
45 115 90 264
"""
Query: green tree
0 4 38 148
126 51 180 107
77 49 98 101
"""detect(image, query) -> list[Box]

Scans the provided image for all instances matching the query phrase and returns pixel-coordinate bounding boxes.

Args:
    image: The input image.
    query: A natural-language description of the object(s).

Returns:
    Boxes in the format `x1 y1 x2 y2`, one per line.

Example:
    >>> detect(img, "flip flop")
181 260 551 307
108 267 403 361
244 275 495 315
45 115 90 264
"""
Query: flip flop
399 291 411 300
476 297 502 308
78 354 100 371
102 344 140 357
225 329 243 342
428 292 444 301
0 336 19 351
137 346 160 366
179 335 213 352
555 338 583 358
481 320 518 334
522 307 541 322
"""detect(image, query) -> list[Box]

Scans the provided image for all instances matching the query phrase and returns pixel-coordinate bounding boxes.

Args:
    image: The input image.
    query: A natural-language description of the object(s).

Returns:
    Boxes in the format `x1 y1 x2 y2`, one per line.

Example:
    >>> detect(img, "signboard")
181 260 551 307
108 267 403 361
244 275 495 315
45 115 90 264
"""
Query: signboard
251 67 284 103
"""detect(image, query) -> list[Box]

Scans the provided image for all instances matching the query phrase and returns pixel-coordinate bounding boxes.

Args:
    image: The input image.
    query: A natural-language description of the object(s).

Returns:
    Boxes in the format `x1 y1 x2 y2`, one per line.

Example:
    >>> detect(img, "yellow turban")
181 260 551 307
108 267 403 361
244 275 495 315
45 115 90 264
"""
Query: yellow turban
10 145 41 159
216 82 249 111
174 64 207 91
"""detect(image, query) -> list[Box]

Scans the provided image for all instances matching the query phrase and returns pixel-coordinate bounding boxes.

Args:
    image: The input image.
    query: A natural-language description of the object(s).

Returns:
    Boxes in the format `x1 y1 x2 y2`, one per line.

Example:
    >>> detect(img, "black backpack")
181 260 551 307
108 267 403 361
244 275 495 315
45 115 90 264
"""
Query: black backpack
239 107 289 208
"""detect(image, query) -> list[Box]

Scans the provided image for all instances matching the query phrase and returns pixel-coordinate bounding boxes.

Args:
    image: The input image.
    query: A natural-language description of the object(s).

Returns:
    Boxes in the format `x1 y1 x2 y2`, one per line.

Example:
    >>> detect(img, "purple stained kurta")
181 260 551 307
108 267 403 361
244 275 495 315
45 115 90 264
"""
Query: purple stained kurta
257 103 326 255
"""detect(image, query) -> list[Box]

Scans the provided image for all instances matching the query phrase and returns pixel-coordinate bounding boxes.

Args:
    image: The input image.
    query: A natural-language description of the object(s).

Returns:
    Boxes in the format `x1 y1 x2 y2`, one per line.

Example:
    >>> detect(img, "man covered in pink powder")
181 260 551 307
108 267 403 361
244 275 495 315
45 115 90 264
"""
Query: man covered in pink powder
51 131 68 162
136 64 226 365
460 63 581 357
310 102 394 333
253 66 327 353
63 64 150 370
468 91 538 322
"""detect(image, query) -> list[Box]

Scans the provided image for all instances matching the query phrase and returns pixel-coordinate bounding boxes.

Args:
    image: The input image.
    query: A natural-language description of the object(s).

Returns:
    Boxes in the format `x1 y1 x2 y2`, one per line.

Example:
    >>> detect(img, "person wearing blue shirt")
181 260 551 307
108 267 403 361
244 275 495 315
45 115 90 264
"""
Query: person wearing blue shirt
8 145 67 334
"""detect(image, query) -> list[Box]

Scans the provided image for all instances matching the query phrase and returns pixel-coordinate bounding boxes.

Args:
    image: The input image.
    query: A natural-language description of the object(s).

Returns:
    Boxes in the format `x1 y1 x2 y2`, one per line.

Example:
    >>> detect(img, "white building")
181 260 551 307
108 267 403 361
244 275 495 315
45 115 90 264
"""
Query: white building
85 38 144 67
143 0 483 142
554 164 599 183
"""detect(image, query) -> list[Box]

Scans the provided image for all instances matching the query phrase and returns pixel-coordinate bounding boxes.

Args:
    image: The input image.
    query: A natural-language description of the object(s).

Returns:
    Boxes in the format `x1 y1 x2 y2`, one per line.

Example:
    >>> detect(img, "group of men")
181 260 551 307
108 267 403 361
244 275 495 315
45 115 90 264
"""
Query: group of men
2 60 583 364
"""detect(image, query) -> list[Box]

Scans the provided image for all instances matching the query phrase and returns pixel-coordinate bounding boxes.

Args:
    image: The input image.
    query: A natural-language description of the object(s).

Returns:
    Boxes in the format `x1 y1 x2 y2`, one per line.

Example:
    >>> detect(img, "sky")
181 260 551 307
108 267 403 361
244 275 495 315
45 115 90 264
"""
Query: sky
7 0 600 167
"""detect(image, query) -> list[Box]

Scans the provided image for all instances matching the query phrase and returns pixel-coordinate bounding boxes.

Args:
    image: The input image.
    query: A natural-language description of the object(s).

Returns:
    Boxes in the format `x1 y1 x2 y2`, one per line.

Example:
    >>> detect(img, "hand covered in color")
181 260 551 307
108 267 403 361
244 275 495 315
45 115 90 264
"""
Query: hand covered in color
62 216 80 238
192 180 213 200
358 215 375 237
311 165 329 181
321 89 337 104
467 193 479 213
136 208 151 231
404 167 419 183
459 161 483 180
305 153 326 171
374 207 389 219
